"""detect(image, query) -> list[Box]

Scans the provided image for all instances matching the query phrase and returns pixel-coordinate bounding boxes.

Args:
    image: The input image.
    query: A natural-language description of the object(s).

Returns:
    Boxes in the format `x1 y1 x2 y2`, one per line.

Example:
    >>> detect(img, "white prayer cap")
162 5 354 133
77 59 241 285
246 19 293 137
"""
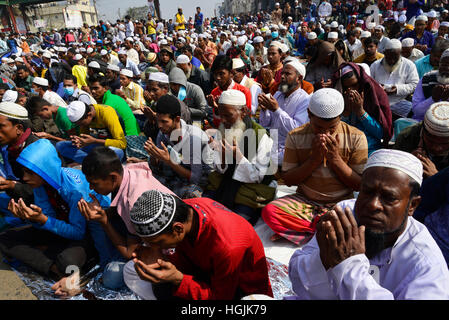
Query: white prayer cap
42 51 52 59
33 77 48 87
308 88 344 119
356 19 364 24
286 59 306 78
367 22 376 29
253 36 264 44
100 49 108 56
218 89 246 106
1 57 7 62
398 14 407 23
275 2 280 5
107 64 120 72
328 31 338 39
0 102 28 120
374 25 385 31
232 58 245 70
416 14 428 22
279 24 287 30
364 149 423 186
441 21 449 28
86 47 94 54
423 102 449 137
120 68 133 78
280 43 289 53
427 10 437 18
79 47 86 52
361 31 371 38
67 101 87 122
88 61 100 69
2 90 18 103
401 38 415 47
385 38 402 50
126 37 133 42
237 36 246 46
270 40 283 50
148 72 169 84
443 9 449 14
14 57 23 63
117 49 127 55
231 35 237 42
176 54 190 64
307 32 317 40
330 21 338 28
6 58 14 64
73 54 83 61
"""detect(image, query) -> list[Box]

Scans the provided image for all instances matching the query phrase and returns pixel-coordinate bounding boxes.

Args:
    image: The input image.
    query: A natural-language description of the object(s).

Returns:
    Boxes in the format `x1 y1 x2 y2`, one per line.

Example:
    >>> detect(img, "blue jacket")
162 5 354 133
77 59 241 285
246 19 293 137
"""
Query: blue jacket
16 139 120 267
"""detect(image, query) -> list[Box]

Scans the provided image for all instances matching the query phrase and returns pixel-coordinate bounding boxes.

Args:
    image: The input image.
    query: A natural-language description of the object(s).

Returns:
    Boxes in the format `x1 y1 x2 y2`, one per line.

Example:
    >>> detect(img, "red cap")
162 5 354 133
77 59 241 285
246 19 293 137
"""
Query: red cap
301 22 308 26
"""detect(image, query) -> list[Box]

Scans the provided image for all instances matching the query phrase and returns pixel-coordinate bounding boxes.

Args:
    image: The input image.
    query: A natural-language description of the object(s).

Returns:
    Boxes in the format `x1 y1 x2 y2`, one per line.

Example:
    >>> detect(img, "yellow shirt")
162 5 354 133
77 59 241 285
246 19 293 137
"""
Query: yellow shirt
147 19 156 35
175 13 186 31
121 81 145 111
72 65 88 87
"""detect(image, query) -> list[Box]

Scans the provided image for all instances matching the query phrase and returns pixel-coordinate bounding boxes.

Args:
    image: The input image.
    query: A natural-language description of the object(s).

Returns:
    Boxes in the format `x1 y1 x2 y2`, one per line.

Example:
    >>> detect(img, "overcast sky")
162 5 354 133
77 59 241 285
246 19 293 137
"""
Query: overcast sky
96 0 223 22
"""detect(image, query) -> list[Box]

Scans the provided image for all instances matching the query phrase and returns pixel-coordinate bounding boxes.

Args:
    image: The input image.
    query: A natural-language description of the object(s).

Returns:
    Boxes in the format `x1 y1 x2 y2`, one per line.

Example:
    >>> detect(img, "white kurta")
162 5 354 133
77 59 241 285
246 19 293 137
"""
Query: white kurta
370 57 419 106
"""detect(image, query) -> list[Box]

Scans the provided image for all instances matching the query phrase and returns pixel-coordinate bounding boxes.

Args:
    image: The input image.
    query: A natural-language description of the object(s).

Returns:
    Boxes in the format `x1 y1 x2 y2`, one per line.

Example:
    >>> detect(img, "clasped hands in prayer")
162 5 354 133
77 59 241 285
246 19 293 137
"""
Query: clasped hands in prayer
317 206 365 270
311 132 340 166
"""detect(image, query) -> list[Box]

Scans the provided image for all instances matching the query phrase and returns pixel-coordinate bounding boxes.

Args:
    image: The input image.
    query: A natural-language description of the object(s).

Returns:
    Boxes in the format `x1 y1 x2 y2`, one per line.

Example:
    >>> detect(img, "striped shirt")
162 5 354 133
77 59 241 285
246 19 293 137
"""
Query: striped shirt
121 81 145 112
282 121 368 204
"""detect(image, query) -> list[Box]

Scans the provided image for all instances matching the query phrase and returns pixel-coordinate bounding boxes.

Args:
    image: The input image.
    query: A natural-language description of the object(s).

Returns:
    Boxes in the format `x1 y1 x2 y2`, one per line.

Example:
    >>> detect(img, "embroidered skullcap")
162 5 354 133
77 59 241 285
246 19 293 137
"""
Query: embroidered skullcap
308 88 344 119
73 54 83 61
286 59 306 78
120 68 133 78
330 21 338 28
441 21 449 28
416 14 428 22
385 38 402 50
219 89 246 106
86 47 94 54
401 38 415 47
2 90 18 103
148 72 169 84
176 54 190 64
130 190 177 237
424 102 449 137
253 36 264 44
33 77 48 87
307 32 317 40
107 64 120 72
361 31 371 38
0 102 28 120
67 101 87 122
364 149 423 185
232 58 245 70
328 31 338 39
88 61 100 69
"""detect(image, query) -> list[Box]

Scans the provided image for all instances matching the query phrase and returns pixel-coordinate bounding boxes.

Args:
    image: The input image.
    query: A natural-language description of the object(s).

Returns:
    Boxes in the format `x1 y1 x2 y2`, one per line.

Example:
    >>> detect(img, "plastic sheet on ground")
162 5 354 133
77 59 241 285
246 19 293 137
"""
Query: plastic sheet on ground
5 260 140 300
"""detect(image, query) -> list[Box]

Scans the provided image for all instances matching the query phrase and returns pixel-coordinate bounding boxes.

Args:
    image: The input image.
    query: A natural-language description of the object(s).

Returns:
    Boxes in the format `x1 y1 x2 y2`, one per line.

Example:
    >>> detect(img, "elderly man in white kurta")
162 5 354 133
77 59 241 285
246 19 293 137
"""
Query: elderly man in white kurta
287 149 449 300
370 39 419 118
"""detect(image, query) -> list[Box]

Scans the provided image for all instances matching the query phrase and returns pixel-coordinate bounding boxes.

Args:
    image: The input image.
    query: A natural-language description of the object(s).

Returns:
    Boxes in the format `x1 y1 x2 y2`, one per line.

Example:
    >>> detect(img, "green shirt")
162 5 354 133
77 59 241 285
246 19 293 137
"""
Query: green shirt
54 107 79 138
102 90 140 136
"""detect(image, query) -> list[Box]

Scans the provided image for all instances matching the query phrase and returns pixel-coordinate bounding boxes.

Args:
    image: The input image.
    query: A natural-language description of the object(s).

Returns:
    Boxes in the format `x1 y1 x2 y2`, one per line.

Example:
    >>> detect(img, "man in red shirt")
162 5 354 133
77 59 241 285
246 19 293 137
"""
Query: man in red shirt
206 55 252 128
123 190 273 300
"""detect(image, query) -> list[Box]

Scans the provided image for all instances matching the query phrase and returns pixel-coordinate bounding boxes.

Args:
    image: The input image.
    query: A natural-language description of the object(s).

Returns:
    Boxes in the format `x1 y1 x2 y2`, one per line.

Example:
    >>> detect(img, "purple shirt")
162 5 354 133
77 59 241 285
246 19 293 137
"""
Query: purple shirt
401 30 434 54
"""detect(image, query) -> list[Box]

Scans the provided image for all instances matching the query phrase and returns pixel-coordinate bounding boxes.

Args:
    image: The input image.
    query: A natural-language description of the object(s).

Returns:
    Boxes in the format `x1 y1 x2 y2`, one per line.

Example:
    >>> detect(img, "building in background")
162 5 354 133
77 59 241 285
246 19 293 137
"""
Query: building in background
27 0 98 32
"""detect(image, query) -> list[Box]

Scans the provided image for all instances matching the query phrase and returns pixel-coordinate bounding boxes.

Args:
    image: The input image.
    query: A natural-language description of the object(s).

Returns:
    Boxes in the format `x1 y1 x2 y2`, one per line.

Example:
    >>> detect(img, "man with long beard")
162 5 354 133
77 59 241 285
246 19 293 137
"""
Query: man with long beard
258 59 310 166
412 49 449 121
288 149 449 299
204 89 275 225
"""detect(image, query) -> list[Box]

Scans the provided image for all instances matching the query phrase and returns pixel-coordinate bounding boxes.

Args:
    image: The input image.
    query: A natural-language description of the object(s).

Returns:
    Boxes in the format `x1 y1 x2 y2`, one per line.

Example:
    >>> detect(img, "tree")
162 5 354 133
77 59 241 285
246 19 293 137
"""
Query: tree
124 6 149 21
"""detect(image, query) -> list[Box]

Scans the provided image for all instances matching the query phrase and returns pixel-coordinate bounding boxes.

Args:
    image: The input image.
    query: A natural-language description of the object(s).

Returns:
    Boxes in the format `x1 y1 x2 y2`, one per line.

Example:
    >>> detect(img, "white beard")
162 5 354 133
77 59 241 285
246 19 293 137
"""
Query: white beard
437 73 449 85
218 119 247 145
280 84 289 93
